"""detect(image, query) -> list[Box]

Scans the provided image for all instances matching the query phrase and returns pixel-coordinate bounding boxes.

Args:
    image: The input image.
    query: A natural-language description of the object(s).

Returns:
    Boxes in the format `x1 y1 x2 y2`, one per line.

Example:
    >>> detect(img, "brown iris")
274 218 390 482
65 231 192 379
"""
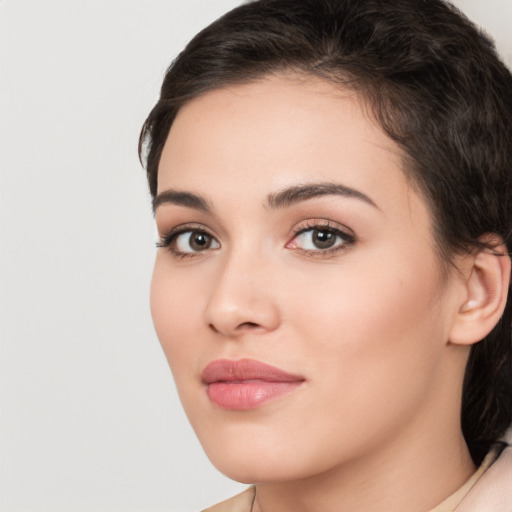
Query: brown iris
189 232 213 251
312 229 336 249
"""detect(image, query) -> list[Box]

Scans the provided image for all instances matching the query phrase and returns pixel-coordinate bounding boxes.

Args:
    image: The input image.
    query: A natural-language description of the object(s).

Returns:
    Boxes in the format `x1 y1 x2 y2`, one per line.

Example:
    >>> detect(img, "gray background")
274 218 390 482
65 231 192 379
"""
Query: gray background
1 1 511 511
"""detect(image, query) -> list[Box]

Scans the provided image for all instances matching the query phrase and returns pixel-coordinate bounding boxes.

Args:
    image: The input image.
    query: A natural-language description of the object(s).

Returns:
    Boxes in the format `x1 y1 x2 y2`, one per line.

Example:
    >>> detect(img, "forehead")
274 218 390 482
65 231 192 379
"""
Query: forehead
157 74 427 226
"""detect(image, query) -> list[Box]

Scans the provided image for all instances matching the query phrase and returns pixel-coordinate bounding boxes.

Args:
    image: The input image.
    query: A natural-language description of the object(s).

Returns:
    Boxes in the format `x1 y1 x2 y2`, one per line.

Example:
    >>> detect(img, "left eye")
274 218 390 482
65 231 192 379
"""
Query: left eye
289 227 352 251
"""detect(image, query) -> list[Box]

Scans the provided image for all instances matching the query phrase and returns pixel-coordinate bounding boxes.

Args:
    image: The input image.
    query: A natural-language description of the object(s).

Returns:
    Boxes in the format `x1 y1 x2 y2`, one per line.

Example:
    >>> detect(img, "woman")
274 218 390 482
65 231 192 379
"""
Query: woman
139 0 512 510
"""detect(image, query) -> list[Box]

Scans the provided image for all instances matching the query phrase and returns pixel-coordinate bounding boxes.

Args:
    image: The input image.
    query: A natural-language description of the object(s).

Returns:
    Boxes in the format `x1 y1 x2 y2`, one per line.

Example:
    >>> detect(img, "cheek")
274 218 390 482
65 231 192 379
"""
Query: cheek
290 251 449 419
298 241 446 345
150 256 205 378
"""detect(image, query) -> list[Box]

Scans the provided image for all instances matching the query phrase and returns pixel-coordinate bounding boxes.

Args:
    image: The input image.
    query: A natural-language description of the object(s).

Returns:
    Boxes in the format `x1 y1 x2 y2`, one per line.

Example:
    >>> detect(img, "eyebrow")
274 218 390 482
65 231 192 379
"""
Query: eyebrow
152 190 211 214
266 182 379 210
153 181 379 214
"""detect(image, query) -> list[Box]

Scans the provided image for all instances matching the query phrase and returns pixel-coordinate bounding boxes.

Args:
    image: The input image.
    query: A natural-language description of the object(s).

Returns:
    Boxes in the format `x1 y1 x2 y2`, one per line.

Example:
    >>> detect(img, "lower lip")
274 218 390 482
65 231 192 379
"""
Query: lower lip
206 380 303 410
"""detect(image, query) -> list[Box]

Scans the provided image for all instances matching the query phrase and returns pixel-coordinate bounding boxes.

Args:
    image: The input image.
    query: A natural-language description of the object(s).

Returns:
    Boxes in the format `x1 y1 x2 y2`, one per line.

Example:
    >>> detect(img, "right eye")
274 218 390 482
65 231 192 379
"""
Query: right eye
157 229 220 256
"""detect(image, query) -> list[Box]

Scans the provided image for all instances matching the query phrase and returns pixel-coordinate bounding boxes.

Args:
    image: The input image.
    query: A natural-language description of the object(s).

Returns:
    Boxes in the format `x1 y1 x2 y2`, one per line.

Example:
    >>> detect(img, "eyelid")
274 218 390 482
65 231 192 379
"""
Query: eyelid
288 218 355 239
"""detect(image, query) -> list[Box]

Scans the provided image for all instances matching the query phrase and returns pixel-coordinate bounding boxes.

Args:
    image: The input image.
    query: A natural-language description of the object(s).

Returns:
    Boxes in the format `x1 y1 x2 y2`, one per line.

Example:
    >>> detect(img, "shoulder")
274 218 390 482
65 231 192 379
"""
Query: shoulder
201 487 256 512
457 429 512 512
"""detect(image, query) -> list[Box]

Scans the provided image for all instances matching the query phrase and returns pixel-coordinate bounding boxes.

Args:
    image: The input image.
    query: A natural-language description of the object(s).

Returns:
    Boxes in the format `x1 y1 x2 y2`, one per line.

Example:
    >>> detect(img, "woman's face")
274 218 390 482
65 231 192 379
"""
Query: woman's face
151 75 466 483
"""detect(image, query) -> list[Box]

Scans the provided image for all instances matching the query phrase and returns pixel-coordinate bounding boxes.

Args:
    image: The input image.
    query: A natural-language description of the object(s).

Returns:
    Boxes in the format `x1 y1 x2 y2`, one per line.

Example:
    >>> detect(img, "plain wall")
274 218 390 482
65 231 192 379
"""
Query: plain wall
1 1 511 511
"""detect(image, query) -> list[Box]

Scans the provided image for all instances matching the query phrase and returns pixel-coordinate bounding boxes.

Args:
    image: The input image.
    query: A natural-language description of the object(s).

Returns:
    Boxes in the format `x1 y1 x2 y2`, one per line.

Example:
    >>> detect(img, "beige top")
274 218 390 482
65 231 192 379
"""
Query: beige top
429 448 499 512
202 443 511 512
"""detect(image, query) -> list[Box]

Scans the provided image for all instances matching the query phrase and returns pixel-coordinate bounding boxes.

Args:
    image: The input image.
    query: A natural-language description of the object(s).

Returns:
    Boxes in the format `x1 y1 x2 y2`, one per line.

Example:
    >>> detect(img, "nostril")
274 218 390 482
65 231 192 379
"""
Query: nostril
238 322 261 330
208 323 220 334
208 321 261 335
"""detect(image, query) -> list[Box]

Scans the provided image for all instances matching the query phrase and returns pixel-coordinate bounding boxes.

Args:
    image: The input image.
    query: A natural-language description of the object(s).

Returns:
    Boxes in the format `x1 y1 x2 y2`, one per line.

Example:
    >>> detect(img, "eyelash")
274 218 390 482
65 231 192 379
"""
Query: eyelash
156 221 355 259
287 220 355 257
156 224 218 259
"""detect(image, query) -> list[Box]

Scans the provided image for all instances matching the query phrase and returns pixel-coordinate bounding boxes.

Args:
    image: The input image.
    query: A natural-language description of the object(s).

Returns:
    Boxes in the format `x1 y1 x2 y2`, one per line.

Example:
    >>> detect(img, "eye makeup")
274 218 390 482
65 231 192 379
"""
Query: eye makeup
156 217 356 260
156 223 220 259
286 219 356 257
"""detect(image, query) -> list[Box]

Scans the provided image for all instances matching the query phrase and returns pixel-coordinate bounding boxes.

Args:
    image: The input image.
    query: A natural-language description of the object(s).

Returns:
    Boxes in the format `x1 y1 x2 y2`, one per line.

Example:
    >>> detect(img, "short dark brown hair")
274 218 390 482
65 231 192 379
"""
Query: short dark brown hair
140 0 512 464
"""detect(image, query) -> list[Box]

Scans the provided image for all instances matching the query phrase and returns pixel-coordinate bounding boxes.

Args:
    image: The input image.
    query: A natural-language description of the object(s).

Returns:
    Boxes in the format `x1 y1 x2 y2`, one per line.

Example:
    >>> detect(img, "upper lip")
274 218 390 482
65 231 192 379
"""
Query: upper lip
201 358 305 384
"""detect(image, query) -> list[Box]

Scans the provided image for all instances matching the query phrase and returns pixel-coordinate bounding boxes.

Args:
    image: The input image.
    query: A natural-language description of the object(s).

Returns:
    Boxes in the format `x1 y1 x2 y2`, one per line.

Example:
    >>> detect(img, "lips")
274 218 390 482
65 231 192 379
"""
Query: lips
202 358 305 410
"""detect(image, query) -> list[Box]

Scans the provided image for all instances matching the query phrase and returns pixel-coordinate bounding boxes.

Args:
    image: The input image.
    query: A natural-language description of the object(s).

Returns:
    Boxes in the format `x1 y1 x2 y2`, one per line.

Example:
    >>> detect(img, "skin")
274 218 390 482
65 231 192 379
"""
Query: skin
151 74 479 512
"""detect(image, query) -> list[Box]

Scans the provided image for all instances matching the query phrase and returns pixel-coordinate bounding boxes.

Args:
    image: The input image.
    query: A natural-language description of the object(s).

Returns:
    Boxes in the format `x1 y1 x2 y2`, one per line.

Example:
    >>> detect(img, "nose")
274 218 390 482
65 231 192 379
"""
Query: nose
204 249 281 338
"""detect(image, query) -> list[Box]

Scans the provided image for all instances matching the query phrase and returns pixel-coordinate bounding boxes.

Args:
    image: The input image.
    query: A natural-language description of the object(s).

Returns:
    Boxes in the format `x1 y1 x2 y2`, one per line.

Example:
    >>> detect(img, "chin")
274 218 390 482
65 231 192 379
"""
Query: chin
196 426 339 485
199 435 284 482
209 454 306 485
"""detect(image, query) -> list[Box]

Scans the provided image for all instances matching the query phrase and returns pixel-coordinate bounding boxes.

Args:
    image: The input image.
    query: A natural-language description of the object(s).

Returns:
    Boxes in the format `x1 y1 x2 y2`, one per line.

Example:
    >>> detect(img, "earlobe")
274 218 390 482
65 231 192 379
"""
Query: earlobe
449 239 511 346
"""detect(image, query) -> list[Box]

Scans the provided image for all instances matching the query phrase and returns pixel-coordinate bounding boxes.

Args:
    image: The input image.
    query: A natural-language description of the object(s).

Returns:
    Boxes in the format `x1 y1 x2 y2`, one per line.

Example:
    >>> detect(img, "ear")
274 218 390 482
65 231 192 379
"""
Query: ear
449 237 511 346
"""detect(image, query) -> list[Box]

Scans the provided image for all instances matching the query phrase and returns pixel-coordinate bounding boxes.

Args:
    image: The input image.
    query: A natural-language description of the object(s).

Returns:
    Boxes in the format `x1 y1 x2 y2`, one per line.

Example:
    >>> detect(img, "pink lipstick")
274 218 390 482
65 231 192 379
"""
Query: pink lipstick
202 358 305 410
